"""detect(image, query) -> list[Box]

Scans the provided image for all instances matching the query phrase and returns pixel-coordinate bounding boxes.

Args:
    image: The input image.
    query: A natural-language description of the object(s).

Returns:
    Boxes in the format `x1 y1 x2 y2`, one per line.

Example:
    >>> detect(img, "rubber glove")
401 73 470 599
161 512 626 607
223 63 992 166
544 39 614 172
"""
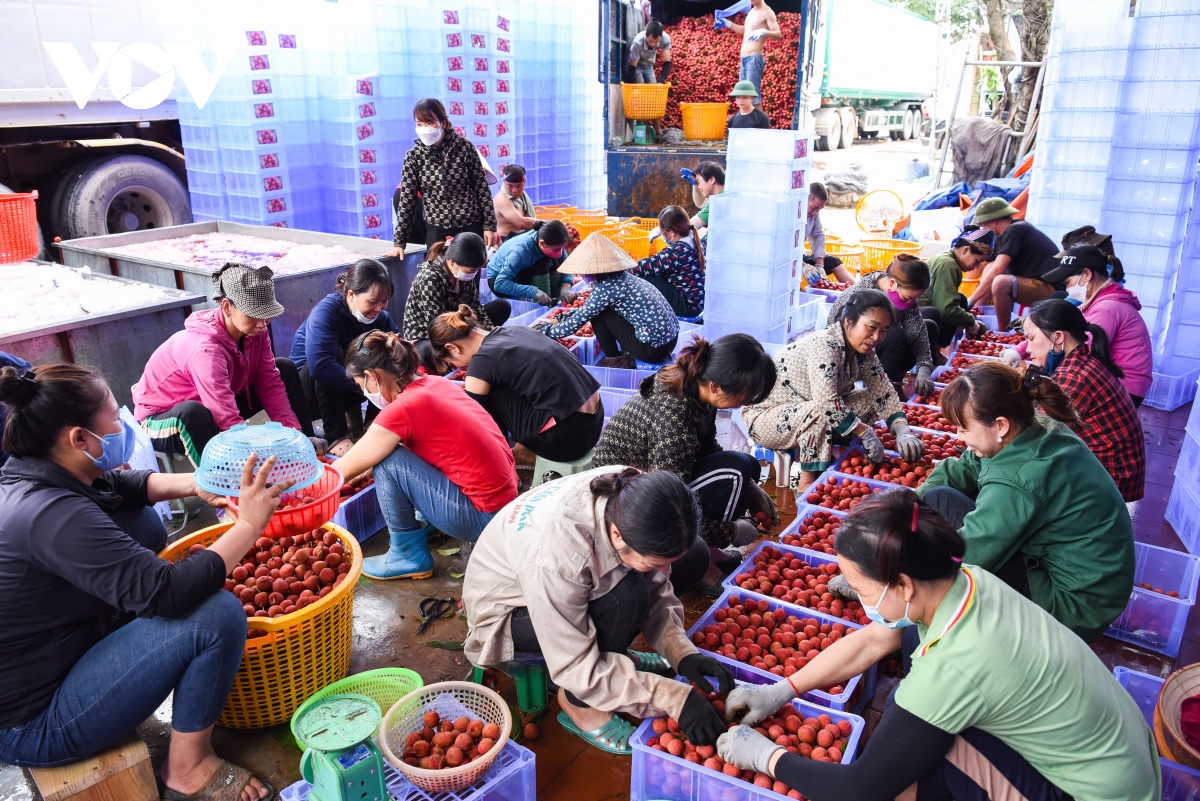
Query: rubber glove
714 18 729 30
859 426 886 464
724 681 797 726
892 420 926 462
746 482 779 528
560 287 578 305
827 574 859 602
914 365 935 398
533 289 552 306
803 262 824 285
308 437 329 459
971 319 989 338
680 167 698 185
732 519 759 546
1000 347 1024 369
748 29 767 41
677 654 735 697
718 726 784 775
679 690 728 746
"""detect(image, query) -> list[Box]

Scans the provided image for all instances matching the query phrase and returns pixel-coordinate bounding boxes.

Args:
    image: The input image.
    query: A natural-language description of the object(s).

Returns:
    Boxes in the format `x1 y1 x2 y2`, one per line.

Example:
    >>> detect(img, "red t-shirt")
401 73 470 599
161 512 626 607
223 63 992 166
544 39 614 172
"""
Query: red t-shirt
373 374 517 513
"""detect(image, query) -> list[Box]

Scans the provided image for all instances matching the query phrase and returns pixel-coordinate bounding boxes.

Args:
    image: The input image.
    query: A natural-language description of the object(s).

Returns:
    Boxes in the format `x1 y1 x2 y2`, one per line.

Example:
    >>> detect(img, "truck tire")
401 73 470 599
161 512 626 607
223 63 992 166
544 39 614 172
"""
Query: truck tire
839 112 856 149
0 182 46 260
816 120 841 151
901 110 915 140
59 155 192 239
49 158 104 241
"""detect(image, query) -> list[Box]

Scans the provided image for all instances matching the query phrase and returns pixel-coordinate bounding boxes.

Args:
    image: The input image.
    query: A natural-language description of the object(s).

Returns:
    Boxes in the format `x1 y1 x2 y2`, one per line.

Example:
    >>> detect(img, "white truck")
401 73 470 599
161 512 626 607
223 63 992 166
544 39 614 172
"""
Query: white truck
0 0 265 245
801 0 938 150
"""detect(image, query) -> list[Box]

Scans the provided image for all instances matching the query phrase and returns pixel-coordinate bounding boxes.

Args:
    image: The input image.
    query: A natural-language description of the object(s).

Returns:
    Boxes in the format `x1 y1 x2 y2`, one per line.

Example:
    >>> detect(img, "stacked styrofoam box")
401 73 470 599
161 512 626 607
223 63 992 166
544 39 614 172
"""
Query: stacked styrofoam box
703 129 813 348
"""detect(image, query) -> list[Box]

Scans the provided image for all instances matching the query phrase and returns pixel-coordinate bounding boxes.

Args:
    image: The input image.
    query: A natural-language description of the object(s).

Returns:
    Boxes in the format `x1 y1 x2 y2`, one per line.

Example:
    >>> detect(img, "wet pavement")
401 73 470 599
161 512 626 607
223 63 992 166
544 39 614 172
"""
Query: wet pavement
0 398 1192 800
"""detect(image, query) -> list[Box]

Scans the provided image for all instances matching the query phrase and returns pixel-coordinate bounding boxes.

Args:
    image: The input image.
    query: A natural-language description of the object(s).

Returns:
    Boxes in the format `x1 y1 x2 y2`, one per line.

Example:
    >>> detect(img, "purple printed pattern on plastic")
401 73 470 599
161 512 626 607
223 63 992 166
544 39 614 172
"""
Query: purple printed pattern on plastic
279 34 296 49
449 101 465 115
448 56 463 71
497 60 509 73
792 169 805 190
246 31 266 46
252 79 271 95
443 10 459 24
267 198 286 213
498 144 510 157
496 101 509 115
497 38 510 52
254 103 274 118
259 153 279 169
473 122 487 137
447 33 462 48
257 129 277 144
249 55 269 71
365 214 381 229
263 176 283 191
475 101 488 115
478 144 490 157
795 138 808 159
359 102 376 118
359 149 376 163
496 79 509 93
360 170 376 185
497 15 510 31
357 123 373 140
356 79 373 96
472 80 487 94
496 121 508 137
362 194 378 208
448 77 462 93
471 34 486 48
474 57 488 71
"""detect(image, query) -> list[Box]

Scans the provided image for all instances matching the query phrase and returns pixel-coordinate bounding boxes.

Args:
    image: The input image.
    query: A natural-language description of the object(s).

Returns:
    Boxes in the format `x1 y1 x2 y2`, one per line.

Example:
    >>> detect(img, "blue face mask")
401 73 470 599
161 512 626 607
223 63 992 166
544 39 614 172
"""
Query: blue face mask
84 417 138 471
1044 346 1065 376
862 584 915 629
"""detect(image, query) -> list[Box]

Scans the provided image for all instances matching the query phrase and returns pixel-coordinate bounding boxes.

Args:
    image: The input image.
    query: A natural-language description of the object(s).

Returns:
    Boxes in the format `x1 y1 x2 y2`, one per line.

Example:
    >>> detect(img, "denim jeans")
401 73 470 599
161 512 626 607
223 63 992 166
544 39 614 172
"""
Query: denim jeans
0 590 247 766
631 63 657 84
739 53 764 105
375 445 496 542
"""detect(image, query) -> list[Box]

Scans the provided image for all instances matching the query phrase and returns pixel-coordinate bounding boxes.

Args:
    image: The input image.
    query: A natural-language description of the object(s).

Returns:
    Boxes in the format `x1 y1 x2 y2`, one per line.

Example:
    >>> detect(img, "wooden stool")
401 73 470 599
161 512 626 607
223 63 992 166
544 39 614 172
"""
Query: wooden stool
28 734 158 801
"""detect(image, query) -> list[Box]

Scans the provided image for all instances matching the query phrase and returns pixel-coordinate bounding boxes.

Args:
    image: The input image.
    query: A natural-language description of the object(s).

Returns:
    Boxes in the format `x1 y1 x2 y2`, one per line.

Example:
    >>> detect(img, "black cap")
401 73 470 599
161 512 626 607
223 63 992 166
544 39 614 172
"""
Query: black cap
1057 225 1112 256
1041 244 1109 285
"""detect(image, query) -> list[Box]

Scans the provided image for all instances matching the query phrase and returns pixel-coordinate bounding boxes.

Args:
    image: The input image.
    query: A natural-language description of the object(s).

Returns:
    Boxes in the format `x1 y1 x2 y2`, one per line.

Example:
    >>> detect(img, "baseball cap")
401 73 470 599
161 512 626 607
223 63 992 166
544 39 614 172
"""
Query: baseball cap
972 197 1019 223
1040 244 1110 285
212 263 285 320
729 80 759 97
1057 225 1112 257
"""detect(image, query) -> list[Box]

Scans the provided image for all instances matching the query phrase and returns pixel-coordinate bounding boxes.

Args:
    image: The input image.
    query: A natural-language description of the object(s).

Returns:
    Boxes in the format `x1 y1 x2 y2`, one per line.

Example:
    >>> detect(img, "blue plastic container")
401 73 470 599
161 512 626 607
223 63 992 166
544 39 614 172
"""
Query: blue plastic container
330 485 387 544
1112 666 1165 728
1166 480 1200 556
630 679 864 801
1105 541 1200 657
584 365 659 390
1163 757 1200 801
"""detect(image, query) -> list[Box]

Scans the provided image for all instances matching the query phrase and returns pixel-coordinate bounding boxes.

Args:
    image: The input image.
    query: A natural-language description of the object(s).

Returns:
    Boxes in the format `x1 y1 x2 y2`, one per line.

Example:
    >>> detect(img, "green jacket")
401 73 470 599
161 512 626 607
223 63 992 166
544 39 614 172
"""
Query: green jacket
919 250 976 332
917 416 1134 642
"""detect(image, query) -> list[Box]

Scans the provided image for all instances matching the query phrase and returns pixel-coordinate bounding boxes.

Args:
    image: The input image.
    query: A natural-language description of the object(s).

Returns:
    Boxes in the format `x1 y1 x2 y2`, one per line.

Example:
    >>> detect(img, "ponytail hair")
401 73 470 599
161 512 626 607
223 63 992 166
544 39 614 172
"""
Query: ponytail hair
941 360 1078 431
428 304 485 363
658 334 775 405
1108 254 1125 283
1028 299 1124 379
337 258 394 300
0 363 110 460
657 205 705 272
344 330 421 391
835 488 965 586
590 467 699 558
532 219 570 248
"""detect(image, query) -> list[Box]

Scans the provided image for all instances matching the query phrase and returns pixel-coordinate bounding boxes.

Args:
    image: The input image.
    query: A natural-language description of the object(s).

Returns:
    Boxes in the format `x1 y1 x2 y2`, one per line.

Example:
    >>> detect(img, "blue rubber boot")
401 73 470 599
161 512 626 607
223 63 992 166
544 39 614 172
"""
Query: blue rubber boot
362 525 435 580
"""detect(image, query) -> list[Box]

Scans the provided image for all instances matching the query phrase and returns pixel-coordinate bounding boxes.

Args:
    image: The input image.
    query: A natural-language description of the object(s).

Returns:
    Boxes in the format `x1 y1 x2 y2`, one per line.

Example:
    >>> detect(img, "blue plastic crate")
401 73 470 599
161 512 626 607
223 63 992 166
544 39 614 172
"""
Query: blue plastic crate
1105 541 1200 657
1163 757 1200 801
330 484 387 543
686 589 867 711
1166 480 1200 556
1113 666 1165 728
584 365 659 390
1146 354 1200 410
599 387 638 418
279 739 534 801
630 679 864 801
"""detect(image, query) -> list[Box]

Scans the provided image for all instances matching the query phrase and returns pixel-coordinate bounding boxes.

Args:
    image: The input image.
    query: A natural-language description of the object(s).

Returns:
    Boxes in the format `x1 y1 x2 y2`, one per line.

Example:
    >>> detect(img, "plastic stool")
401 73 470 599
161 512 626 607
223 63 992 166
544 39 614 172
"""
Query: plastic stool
471 659 549 713
533 449 594 486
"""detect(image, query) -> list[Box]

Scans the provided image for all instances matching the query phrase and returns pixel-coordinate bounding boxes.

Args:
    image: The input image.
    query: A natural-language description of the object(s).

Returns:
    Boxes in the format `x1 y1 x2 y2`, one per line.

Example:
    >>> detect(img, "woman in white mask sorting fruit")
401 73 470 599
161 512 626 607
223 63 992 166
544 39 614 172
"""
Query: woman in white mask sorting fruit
291 259 398 456
715 489 1160 801
387 98 499 253
332 331 517 580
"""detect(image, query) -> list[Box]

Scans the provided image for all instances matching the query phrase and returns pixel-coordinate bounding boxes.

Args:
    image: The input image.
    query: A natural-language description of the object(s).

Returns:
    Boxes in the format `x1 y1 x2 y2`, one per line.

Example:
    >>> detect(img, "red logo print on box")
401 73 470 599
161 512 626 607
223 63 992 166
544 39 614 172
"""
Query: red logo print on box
449 101 465 115
252 79 271 95
254 103 274 118
497 60 509 73
246 31 266 46
478 144 489 157
454 126 465 136
270 221 287 228
263 176 283 191
497 15 510 31
267 198 286 213
363 194 378 208
259 153 279 169
359 102 376 118
471 34 486 48
360 170 376 185
497 38 510 52
496 79 509 93
443 10 459 24
496 101 508 115
448 56 463 71
357 123 374 140
356 79 373 96
365 214 381 229
359 149 376 163
795 138 808 159
447 32 462 48
257 129 277 144
279 34 297 49
472 81 487 94
474 57 488 71
447 77 462 92
498 144 510 157
475 101 488 115
791 170 805 190
473 122 487 137
249 55 269 71
495 121 508 137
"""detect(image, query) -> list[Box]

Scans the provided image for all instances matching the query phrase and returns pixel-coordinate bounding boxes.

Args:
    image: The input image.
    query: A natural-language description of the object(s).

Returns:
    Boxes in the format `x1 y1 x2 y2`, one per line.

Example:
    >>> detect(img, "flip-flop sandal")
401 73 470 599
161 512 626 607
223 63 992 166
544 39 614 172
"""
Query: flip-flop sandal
628 650 674 676
161 759 276 801
556 710 635 755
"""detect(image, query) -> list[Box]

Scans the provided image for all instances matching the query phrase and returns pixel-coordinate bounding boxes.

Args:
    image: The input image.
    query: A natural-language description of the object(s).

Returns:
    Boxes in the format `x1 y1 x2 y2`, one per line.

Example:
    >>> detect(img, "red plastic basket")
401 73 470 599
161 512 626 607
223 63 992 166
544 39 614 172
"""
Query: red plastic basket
226 463 344 538
0 190 38 264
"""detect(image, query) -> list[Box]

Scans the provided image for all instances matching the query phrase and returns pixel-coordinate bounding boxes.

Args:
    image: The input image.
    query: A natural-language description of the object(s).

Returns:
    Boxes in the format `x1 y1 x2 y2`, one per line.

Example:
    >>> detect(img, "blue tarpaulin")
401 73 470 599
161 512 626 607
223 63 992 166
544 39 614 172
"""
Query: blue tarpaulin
914 182 975 211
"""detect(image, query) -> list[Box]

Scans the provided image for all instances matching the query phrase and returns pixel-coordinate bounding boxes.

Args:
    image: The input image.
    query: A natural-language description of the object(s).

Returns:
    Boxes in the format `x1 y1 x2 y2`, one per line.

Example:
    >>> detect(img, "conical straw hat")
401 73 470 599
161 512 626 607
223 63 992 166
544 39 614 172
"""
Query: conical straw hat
560 231 637 275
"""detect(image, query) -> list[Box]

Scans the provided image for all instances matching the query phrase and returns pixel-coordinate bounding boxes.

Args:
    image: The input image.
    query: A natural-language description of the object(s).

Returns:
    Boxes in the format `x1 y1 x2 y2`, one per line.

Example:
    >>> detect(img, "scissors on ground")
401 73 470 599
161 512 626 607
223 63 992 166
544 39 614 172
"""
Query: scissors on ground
417 597 457 634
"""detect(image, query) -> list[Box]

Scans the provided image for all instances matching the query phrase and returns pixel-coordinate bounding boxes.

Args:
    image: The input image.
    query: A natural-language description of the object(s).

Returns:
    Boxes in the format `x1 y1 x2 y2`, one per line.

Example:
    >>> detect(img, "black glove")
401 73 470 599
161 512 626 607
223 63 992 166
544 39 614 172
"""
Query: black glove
679 688 727 746
678 653 735 696
660 61 672 82
623 63 635 82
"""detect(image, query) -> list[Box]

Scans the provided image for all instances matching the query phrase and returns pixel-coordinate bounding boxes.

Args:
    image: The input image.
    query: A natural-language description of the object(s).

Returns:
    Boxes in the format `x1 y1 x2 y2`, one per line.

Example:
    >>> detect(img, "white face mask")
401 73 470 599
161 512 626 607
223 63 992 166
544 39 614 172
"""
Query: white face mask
453 268 480 281
363 372 390 410
1066 283 1089 304
416 125 443 146
347 293 380 324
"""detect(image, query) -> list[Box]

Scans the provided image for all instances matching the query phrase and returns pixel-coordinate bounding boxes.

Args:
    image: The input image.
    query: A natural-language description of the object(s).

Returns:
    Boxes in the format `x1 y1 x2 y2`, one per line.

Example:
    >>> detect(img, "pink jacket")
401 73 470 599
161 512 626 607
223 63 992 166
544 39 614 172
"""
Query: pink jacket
1015 281 1153 398
133 308 301 431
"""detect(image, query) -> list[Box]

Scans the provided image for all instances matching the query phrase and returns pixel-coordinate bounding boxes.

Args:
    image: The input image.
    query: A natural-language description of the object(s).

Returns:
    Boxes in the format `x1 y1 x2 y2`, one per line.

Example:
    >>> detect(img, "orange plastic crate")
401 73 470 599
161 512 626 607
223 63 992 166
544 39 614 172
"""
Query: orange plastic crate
0 190 39 264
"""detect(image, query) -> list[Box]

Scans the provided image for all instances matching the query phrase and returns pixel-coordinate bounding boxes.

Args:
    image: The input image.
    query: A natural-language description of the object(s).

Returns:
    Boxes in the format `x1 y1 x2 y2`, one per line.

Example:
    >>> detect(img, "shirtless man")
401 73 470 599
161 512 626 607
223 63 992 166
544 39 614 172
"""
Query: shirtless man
716 0 781 106
493 164 535 241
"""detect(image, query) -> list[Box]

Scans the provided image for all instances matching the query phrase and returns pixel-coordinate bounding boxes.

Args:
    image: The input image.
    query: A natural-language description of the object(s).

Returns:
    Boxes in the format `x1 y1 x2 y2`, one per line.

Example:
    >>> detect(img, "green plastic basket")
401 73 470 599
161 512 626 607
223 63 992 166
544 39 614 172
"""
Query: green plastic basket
290 668 424 741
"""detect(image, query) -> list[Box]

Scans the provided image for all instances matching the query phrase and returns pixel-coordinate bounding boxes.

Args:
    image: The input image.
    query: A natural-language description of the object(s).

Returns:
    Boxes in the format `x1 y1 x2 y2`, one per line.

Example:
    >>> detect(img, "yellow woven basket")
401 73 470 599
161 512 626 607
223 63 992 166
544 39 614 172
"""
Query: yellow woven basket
859 237 923 272
621 82 671 120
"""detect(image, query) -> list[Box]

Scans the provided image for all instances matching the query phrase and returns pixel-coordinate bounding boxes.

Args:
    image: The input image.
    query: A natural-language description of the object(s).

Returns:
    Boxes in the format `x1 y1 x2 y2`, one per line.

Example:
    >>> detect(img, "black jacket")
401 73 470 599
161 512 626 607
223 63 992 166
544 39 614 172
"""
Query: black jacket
0 458 224 727
402 256 494 341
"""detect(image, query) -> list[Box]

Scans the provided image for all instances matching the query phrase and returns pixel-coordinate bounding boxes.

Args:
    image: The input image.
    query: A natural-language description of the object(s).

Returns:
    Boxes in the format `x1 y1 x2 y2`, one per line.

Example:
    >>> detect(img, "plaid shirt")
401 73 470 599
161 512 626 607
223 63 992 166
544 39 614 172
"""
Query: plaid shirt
1053 345 1146 501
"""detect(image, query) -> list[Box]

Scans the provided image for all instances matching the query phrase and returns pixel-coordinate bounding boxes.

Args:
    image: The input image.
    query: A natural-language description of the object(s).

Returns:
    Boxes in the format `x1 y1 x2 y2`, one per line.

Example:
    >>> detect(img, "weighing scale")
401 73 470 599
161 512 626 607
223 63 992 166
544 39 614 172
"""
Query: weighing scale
296 694 389 801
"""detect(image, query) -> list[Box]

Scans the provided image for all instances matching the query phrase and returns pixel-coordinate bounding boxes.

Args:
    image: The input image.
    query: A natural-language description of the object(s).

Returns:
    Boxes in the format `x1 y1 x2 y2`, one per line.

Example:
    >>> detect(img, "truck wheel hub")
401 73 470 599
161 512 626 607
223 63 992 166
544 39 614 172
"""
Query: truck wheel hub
106 186 168 232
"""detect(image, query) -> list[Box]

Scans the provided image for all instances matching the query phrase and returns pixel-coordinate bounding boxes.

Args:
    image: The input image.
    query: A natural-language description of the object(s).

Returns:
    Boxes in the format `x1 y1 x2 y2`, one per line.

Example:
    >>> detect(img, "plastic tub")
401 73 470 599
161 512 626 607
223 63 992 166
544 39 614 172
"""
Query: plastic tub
777 504 847 557
159 521 362 728
584 364 659 389
1105 541 1200 657
1145 354 1200 411
686 589 866 710
704 288 792 325
620 81 671 120
726 128 814 165
706 260 797 297
708 227 799 268
227 463 344 539
680 102 729 140
792 294 827 336
721 541 866 627
708 194 804 235
1113 666 1165 728
1163 756 1200 801
330 484 387 543
1166 479 1200 556
1176 431 1200 503
801 471 895 511
630 679 864 801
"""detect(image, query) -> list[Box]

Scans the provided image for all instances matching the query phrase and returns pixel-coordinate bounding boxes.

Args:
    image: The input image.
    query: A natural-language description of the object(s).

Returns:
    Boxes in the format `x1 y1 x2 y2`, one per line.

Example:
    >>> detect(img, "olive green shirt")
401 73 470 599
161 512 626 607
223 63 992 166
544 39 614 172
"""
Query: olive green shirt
916 416 1135 641
919 250 976 332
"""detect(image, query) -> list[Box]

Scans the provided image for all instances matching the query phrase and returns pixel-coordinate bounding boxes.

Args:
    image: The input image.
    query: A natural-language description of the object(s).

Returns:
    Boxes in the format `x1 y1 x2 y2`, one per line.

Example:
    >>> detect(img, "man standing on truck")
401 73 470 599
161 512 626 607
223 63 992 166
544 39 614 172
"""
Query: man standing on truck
716 0 781 106
625 21 672 136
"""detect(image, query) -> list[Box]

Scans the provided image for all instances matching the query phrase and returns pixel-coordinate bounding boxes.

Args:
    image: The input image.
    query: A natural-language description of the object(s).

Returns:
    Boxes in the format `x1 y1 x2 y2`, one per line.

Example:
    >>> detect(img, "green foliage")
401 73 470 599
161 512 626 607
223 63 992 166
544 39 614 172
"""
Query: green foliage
890 0 983 43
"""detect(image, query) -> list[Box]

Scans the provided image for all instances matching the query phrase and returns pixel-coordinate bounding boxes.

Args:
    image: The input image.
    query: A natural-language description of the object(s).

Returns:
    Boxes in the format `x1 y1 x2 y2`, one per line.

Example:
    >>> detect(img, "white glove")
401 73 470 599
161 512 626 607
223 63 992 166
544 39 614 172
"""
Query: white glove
1000 348 1023 368
859 426 886 464
718 726 784 776
724 681 798 727
803 263 824 284
732 519 759 547
892 420 925 462
748 29 767 41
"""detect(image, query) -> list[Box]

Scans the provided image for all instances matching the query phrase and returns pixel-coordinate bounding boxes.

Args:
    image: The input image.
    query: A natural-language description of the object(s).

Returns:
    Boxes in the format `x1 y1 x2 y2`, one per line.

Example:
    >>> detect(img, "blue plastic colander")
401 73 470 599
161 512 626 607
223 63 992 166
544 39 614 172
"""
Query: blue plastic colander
194 423 323 496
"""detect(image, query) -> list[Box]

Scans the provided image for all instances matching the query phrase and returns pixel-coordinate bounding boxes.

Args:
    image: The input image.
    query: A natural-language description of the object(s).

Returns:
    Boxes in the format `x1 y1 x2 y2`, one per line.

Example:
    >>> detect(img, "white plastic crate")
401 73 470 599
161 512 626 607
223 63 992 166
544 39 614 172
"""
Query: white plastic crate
1166 478 1200 555
1145 354 1200 410
1105 541 1200 657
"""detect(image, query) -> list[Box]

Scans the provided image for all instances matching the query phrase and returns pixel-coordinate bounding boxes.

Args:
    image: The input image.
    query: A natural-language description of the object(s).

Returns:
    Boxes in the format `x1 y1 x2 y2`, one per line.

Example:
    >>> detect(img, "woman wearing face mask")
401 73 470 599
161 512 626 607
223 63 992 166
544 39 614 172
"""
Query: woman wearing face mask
1002 244 1152 405
629 205 706 318
594 335 778 596
290 259 398 455
464 467 734 755
493 164 537 241
331 331 517 580
914 360 1134 641
539 234 679 369
826 254 936 396
488 219 577 306
743 290 924 491
428 305 603 462
385 98 498 254
714 490 1159 801
1021 300 1145 502
0 364 289 801
403 233 512 374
